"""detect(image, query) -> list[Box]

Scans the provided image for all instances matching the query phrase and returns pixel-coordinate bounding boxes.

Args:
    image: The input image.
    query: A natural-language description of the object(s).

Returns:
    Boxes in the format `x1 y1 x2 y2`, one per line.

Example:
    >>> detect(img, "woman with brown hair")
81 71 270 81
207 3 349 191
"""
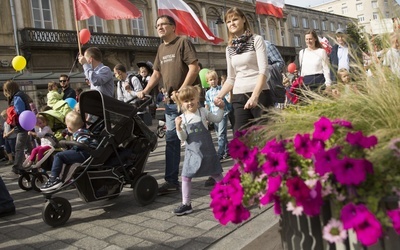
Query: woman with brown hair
299 29 331 90
214 7 273 132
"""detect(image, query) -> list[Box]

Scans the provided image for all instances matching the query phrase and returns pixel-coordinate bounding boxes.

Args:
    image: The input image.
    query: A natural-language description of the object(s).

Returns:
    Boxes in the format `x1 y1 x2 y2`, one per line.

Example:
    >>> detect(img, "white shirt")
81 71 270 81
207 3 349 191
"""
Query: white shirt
299 48 332 86
338 46 350 71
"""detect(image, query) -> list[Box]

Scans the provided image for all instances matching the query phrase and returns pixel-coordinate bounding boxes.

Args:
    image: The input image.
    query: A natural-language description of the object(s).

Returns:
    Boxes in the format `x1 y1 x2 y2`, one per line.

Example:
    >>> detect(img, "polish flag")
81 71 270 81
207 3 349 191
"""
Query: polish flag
256 0 285 18
157 0 223 44
73 0 141 21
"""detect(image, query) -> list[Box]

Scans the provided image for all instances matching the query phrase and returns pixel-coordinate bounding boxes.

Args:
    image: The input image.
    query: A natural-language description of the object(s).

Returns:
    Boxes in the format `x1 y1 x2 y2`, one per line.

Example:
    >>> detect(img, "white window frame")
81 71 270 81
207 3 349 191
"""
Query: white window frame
321 21 327 31
302 17 309 29
31 0 53 29
358 15 365 22
356 3 363 11
342 7 348 15
260 27 266 40
88 16 104 33
371 1 378 8
312 19 319 30
330 22 335 32
132 10 146 36
372 12 379 20
269 27 276 44
291 16 299 28
208 19 220 37
294 35 301 47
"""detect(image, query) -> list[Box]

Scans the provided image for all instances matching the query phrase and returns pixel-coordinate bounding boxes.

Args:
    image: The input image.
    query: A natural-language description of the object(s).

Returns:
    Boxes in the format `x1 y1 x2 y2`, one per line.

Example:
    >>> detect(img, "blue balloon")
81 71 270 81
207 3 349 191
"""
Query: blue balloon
65 98 77 109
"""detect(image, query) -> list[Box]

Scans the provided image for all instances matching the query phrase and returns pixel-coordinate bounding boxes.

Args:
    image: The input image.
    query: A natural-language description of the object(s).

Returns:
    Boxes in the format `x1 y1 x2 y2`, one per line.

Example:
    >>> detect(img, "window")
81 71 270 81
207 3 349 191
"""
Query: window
31 0 53 29
132 10 146 35
312 19 319 29
372 12 379 20
321 21 327 31
371 1 378 8
385 12 390 18
294 35 301 47
384 0 388 8
269 27 276 44
356 3 363 11
88 16 104 33
338 23 343 29
208 20 220 37
358 15 365 22
302 17 309 28
342 7 348 15
330 22 335 32
291 16 298 27
260 27 266 40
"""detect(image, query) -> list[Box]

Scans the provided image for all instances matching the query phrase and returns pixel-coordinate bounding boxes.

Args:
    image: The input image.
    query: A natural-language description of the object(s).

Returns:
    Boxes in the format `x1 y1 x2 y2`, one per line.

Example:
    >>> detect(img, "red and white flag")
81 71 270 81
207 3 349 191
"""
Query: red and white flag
256 0 285 18
73 0 141 21
157 0 223 44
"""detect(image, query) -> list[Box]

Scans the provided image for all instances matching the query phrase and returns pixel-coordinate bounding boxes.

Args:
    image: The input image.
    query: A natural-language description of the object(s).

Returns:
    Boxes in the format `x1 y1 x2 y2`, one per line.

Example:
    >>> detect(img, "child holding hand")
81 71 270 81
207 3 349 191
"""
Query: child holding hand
173 86 224 216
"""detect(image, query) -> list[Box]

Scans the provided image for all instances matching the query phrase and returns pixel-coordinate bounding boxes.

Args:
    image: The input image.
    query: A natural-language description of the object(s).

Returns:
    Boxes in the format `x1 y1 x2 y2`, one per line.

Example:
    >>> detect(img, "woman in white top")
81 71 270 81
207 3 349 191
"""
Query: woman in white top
214 7 273 132
299 29 331 90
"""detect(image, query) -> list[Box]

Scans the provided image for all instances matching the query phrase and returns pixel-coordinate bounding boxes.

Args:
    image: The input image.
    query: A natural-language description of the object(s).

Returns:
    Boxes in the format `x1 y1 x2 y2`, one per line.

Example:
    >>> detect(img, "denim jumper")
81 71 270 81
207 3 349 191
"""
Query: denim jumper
181 110 222 178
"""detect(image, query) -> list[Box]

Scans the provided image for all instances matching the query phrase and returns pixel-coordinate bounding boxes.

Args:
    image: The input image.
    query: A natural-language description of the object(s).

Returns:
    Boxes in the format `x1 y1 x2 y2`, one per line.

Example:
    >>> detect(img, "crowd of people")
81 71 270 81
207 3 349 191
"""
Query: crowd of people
1 6 399 218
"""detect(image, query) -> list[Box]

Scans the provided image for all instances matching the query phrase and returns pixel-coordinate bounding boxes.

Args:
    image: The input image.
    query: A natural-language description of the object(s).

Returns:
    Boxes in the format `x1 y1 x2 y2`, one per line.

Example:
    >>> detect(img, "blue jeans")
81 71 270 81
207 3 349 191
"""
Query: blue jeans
214 114 228 157
0 177 14 209
4 138 16 154
51 149 90 179
164 104 180 185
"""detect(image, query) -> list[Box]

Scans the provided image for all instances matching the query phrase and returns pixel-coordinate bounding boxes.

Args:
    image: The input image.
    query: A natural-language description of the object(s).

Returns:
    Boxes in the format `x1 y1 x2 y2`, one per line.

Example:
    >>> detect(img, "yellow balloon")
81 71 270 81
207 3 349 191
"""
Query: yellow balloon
12 55 27 71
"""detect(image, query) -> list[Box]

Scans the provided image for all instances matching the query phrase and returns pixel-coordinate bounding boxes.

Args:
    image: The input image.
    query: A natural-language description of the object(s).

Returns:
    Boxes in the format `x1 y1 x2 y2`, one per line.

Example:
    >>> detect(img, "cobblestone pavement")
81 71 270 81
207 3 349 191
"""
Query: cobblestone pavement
0 121 276 249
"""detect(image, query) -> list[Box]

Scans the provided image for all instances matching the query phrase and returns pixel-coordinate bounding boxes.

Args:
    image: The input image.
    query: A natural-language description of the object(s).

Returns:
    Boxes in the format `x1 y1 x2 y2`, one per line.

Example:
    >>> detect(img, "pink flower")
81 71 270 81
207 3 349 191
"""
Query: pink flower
340 203 369 229
228 138 248 160
261 138 287 154
262 152 289 175
387 209 400 234
346 131 378 149
332 119 353 128
243 147 260 173
313 116 334 141
260 175 282 205
294 134 313 158
286 177 310 200
323 218 348 243
314 147 340 176
287 201 304 216
354 212 383 246
298 181 324 216
332 157 368 186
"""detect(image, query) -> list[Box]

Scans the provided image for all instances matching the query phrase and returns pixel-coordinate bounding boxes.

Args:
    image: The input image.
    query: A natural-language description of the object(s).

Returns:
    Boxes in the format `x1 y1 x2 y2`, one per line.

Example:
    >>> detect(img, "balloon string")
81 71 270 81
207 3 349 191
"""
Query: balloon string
68 52 80 79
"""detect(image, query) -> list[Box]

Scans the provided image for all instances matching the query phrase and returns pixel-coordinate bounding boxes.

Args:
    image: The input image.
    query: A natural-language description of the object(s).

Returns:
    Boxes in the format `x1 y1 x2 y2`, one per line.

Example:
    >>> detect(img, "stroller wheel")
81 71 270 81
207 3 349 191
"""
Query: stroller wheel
32 173 49 192
18 172 33 191
156 126 166 138
133 175 158 206
42 197 72 227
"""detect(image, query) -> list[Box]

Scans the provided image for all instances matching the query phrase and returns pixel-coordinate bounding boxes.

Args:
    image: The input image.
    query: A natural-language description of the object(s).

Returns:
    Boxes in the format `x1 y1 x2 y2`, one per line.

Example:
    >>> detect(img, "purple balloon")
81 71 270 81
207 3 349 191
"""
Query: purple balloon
19 110 36 131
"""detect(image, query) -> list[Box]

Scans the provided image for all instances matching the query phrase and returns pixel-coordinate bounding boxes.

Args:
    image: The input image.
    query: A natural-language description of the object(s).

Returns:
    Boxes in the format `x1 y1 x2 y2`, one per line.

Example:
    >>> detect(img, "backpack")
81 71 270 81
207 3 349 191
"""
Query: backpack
119 74 141 93
267 65 286 103
6 106 18 126
6 91 33 127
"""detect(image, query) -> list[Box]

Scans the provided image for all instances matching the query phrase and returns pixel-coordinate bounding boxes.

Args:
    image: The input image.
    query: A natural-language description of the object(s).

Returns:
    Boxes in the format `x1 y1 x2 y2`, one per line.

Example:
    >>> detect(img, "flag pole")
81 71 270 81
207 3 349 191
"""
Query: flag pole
72 0 82 55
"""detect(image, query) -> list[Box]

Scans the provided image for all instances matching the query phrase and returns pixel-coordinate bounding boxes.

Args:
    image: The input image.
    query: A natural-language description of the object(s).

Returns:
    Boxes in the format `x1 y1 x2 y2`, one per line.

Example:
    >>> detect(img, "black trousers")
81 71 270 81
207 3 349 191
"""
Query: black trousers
231 90 274 132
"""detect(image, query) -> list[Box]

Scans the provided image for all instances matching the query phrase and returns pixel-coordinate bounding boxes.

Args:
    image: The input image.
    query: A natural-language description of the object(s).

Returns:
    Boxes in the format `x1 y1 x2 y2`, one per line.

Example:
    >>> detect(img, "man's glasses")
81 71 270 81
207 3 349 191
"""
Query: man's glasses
155 23 172 29
59 80 67 83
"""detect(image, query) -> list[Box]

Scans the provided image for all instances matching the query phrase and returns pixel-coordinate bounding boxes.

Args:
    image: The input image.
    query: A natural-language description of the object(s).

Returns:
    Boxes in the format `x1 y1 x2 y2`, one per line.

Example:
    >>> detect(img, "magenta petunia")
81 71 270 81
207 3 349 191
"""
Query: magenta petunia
314 147 340 176
286 177 311 200
228 138 249 160
332 119 353 128
273 196 282 215
313 116 335 141
261 138 287 154
262 152 289 175
298 181 324 216
354 212 383 246
294 133 314 158
243 147 260 173
340 203 369 229
332 157 367 186
260 175 282 205
387 209 400 235
346 131 378 149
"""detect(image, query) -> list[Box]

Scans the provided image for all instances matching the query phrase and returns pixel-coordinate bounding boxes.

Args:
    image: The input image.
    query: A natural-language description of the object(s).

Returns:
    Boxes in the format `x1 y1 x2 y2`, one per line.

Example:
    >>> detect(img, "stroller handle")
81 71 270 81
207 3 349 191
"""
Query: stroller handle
126 95 153 110
59 140 93 152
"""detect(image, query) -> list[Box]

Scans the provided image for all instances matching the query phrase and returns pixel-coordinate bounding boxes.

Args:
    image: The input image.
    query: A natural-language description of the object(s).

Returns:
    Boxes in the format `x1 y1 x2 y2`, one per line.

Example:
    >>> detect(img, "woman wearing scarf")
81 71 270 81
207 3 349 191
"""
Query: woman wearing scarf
214 7 273 132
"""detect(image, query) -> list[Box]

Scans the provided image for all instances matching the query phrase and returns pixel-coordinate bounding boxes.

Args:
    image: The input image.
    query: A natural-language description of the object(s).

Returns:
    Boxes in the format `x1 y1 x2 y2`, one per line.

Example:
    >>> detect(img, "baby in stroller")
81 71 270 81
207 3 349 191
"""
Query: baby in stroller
40 111 98 191
23 114 55 170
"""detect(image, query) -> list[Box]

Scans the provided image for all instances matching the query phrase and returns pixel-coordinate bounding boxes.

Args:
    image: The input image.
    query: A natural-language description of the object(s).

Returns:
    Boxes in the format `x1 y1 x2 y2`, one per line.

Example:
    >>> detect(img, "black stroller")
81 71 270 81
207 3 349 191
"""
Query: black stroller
41 90 158 227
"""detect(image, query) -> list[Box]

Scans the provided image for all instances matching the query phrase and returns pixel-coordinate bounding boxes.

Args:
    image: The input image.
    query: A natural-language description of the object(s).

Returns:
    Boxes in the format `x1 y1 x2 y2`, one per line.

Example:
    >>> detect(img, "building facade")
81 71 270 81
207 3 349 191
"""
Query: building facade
0 0 354 110
311 0 400 34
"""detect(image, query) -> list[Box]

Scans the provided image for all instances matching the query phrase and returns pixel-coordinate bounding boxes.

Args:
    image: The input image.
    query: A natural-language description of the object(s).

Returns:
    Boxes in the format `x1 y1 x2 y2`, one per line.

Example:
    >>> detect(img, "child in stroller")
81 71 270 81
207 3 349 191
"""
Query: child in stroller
17 100 72 192
41 90 158 227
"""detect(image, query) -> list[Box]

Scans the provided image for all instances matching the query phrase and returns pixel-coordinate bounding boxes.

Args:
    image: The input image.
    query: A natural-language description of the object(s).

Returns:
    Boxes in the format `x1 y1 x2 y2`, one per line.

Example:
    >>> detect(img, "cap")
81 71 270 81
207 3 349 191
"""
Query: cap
335 28 346 34
137 61 153 75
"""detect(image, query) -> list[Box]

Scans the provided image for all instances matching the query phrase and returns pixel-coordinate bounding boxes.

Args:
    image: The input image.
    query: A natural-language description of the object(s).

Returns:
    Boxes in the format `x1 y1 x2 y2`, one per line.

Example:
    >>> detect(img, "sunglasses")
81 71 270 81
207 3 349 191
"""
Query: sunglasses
59 80 67 83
